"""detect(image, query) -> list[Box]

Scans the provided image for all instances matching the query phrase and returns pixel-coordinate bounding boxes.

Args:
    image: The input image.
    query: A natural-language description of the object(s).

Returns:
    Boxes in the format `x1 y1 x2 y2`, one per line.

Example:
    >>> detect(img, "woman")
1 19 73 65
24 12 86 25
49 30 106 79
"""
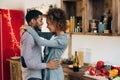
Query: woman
27 8 68 80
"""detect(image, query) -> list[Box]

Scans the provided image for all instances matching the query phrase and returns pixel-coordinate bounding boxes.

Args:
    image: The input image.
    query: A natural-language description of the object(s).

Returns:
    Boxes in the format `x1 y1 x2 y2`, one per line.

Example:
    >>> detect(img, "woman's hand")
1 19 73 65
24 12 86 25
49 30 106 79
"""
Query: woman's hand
20 24 28 36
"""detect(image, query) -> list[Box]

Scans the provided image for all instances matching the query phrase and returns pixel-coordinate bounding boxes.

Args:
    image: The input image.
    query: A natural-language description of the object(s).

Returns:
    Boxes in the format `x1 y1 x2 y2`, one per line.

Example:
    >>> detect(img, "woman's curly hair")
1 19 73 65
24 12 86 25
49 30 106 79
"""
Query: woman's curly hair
46 8 67 32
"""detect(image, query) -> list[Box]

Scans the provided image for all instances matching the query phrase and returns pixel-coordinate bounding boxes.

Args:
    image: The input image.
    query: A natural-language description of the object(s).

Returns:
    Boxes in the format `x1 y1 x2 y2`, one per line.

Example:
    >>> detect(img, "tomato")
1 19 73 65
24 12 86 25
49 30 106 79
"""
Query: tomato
87 66 92 72
89 68 96 75
101 68 108 75
96 72 105 76
111 65 118 69
90 69 96 75
117 67 120 71
92 68 97 72
96 72 102 76
96 61 104 70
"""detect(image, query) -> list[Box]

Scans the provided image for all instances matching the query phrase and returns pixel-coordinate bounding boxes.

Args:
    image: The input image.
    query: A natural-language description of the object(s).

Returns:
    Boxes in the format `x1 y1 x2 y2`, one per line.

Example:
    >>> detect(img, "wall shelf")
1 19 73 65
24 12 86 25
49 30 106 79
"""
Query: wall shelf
61 0 120 36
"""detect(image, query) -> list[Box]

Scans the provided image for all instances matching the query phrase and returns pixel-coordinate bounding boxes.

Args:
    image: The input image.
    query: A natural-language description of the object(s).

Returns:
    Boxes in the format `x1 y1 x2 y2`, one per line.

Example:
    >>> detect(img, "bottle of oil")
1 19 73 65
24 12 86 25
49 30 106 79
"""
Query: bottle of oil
70 16 75 32
73 51 79 72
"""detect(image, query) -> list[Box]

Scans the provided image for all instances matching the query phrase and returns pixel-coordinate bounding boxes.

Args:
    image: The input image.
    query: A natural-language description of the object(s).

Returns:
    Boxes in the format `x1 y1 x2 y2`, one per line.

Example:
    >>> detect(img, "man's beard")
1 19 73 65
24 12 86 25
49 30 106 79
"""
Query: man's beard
34 26 41 32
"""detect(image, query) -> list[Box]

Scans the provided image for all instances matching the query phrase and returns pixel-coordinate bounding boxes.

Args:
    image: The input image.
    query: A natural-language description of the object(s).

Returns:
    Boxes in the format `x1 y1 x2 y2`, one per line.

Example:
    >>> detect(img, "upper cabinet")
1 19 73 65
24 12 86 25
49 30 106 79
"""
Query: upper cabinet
61 0 120 36
61 0 82 19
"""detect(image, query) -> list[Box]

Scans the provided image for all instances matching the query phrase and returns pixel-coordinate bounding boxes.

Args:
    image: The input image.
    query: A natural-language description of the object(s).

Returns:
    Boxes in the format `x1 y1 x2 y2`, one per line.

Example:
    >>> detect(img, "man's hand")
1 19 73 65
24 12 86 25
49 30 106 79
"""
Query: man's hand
20 24 28 36
46 59 59 69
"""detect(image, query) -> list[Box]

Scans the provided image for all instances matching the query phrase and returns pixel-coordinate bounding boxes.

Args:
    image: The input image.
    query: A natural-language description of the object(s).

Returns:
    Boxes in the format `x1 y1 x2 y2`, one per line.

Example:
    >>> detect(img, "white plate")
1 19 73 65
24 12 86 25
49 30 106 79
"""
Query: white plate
11 56 20 59
68 65 81 68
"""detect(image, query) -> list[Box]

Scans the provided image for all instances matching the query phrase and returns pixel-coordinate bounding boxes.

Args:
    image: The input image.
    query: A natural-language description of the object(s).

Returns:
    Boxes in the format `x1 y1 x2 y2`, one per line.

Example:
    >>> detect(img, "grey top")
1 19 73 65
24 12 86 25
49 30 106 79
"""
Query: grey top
20 31 46 80
27 26 68 80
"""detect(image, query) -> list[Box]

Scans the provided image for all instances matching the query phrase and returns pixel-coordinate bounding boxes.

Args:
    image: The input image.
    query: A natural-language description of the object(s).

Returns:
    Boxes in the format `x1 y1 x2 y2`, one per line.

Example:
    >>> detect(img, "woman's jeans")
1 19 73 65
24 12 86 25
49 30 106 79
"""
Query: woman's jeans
28 78 42 80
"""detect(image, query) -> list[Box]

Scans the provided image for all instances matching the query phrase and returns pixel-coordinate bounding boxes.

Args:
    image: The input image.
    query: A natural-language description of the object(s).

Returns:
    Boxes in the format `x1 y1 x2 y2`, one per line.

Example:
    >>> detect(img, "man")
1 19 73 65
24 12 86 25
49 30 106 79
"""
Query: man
20 10 59 80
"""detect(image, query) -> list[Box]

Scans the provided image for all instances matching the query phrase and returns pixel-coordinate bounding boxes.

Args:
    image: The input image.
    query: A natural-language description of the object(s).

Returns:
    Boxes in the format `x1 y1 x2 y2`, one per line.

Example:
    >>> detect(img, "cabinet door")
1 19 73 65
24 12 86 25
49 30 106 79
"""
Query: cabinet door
10 61 22 80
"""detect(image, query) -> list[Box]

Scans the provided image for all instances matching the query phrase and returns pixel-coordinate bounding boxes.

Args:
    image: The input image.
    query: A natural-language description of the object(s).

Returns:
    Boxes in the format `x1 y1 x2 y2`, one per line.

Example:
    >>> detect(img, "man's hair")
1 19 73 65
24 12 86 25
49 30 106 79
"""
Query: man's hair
25 10 43 24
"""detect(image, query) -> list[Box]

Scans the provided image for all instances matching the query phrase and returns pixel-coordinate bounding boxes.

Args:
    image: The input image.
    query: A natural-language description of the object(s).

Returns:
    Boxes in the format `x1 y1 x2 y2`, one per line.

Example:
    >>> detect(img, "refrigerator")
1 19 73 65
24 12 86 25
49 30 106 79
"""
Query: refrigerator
0 8 24 80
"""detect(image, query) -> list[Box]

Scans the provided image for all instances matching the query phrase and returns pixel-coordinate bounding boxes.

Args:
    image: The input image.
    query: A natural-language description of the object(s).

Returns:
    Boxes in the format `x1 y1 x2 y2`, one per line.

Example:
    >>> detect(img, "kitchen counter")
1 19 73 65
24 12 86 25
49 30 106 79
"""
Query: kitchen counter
62 63 96 80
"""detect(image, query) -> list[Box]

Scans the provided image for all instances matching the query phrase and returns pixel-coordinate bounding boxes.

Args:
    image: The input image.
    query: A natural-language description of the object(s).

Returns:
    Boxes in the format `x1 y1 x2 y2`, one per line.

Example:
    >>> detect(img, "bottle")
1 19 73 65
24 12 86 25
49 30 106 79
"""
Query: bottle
73 51 79 72
90 19 97 33
70 16 75 32
98 22 103 33
66 20 70 32
76 22 82 32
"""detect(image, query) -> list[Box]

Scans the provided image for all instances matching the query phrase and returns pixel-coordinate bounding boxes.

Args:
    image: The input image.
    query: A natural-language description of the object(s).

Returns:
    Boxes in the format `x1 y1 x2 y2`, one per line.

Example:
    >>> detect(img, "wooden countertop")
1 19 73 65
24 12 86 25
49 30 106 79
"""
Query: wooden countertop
62 64 96 80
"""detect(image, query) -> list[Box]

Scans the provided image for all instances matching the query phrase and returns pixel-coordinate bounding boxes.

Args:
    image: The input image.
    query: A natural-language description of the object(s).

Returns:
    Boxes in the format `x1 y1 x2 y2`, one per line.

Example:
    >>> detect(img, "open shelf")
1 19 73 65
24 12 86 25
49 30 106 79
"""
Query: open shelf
61 0 120 36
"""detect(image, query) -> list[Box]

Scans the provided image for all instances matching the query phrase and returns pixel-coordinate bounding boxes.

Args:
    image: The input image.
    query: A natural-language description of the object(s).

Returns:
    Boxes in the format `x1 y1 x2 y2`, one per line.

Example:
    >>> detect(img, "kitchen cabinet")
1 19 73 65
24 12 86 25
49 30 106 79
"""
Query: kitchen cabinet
7 59 97 80
7 59 22 80
61 0 120 36
7 59 73 80
61 0 82 19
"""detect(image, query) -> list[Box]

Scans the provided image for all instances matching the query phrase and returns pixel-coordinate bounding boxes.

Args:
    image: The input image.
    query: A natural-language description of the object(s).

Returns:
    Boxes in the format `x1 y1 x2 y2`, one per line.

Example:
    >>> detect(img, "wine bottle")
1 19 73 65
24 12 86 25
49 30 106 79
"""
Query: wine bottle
73 51 79 72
